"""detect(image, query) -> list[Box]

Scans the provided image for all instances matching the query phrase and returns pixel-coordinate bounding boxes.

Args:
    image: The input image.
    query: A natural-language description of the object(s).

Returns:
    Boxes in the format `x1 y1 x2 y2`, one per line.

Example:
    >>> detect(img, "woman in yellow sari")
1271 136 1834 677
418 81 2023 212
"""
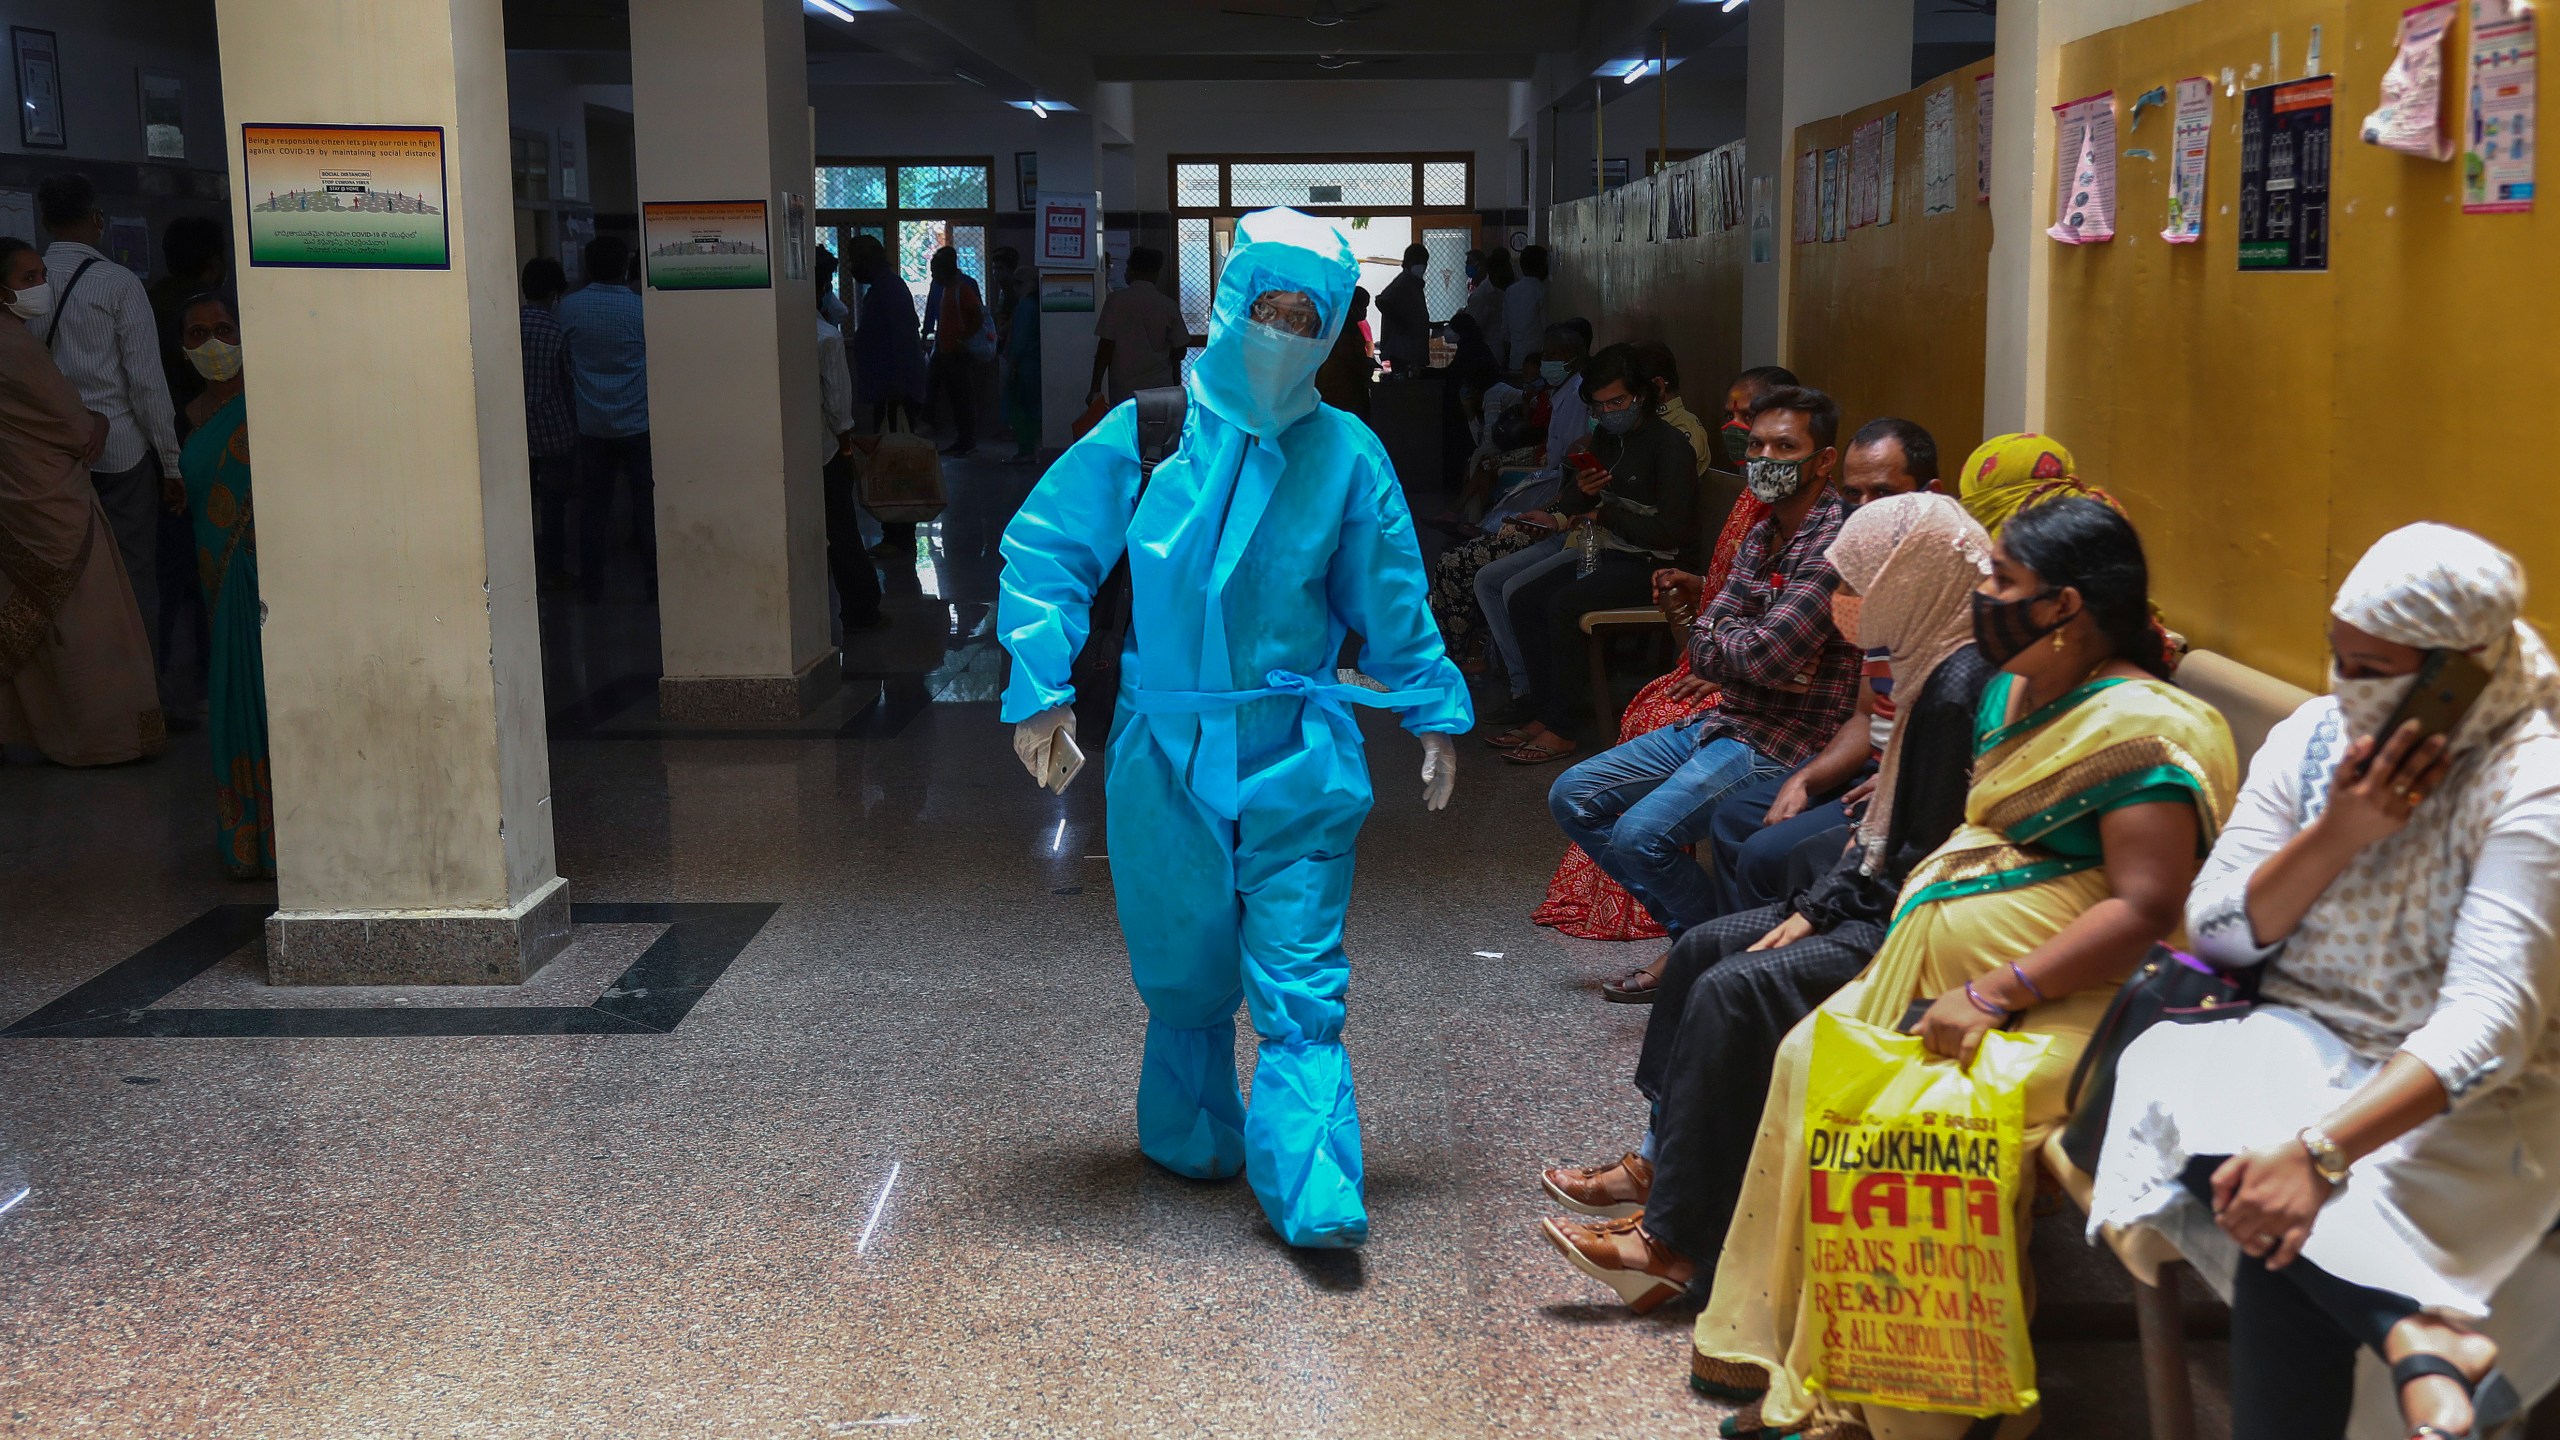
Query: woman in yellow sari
1692 497 2239 1440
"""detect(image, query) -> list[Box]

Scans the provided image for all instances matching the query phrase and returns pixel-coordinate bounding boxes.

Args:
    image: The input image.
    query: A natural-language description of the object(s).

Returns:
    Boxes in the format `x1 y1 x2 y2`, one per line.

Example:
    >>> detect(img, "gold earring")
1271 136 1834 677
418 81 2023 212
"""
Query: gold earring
2051 629 2069 653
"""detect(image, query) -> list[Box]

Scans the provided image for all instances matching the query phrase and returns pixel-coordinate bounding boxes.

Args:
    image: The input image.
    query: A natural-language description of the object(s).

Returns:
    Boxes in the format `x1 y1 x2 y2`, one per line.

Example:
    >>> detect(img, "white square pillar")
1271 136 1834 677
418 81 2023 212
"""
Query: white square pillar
215 0 567 983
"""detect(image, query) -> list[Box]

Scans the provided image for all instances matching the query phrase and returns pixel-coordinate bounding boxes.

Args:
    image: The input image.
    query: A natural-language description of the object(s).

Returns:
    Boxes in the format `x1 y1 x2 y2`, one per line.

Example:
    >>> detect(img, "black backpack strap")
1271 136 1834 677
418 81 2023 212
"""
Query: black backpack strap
1132 385 1186 488
43 257 101 349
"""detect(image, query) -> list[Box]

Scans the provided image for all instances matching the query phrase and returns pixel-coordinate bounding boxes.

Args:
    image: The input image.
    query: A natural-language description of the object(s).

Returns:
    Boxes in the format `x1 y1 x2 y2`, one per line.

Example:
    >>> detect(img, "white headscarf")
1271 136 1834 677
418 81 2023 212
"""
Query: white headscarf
2330 523 2560 754
2267 524 2560 1060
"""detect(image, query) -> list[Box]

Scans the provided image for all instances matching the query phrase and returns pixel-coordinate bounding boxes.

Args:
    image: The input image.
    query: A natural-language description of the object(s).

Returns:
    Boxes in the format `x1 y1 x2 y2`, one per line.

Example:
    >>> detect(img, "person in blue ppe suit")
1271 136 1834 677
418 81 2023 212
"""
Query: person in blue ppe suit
996 209 1473 1249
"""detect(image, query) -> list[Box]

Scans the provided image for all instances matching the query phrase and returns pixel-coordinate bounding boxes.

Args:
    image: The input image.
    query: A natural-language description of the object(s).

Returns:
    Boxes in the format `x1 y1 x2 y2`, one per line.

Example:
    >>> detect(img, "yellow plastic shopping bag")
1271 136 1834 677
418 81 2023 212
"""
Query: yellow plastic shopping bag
1801 1010 2052 1416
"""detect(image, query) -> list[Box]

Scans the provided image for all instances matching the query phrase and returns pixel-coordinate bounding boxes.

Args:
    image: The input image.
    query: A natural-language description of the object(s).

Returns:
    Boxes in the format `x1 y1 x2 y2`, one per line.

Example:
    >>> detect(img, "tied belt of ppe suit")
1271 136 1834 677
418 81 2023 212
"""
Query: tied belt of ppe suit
993 207 1471 1248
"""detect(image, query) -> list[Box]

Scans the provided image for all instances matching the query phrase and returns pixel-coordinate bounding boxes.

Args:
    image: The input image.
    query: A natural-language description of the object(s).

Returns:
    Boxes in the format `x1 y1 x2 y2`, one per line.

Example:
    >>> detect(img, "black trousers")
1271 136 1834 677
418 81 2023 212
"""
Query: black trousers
1635 902 1888 1265
928 348 978 450
2175 1157 2422 1440
1507 549 1657 737
821 451 882 629
529 450 575 578
576 431 656 599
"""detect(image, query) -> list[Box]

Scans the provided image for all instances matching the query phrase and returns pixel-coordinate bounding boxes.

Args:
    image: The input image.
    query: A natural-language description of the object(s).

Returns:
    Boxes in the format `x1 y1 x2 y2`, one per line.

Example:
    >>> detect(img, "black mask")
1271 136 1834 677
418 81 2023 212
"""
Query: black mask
1971 587 2063 667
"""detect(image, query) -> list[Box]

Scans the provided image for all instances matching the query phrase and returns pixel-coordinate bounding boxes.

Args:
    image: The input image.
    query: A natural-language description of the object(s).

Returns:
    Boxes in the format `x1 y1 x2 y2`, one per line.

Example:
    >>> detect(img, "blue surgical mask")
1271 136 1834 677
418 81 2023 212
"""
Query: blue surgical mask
1540 361 1571 387
1594 405 1642 436
1193 317 1331 437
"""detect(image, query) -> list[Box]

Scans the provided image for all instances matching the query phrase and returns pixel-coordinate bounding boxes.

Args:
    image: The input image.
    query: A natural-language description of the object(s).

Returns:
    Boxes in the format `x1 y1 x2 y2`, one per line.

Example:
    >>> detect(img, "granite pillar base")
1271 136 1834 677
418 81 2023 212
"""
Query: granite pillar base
264 876 572 986
658 648 841 723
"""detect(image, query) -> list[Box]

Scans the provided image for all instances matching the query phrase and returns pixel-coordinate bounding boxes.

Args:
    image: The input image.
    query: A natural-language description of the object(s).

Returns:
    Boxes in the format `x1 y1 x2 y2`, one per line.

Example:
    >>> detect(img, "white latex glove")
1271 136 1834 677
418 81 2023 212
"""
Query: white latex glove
1012 705 1083 795
1420 732 1457 811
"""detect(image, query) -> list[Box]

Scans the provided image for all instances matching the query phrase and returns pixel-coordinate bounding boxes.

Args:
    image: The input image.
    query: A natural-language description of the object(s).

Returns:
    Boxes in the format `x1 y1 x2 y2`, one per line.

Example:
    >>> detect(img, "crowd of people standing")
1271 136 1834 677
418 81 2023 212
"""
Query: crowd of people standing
1 176 271 878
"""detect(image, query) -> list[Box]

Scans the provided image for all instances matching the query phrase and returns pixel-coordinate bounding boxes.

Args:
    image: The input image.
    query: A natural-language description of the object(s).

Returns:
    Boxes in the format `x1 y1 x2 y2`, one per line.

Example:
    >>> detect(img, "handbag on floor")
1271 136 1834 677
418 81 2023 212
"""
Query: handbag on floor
2056 946 2262 1173
861 402 947 525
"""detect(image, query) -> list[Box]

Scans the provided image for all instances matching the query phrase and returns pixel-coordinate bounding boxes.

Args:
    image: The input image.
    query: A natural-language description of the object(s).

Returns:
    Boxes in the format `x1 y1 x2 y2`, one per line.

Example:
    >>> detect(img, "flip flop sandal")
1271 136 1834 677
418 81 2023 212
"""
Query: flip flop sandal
2396 1353 2523 1439
1601 964 1666 1004
1502 740 1579 766
1481 723 1538 749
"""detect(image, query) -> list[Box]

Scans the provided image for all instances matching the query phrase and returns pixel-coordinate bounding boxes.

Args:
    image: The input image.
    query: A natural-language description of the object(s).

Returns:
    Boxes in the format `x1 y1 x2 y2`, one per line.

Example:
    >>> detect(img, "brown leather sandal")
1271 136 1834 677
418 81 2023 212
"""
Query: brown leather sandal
1540 1212 1691 1313
1541 1152 1653 1219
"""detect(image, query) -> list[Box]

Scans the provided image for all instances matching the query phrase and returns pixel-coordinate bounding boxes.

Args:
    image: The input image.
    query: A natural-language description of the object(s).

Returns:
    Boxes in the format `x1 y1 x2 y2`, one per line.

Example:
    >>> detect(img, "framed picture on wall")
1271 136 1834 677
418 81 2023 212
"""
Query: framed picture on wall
138 69 185 160
1015 151 1038 212
12 28 66 150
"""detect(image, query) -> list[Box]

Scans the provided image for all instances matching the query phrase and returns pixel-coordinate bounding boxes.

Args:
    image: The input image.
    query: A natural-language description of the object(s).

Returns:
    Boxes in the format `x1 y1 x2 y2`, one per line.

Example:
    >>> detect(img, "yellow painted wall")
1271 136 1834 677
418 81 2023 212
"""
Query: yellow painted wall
2051 0 2559 688
1548 151 1749 403
1787 63 1997 468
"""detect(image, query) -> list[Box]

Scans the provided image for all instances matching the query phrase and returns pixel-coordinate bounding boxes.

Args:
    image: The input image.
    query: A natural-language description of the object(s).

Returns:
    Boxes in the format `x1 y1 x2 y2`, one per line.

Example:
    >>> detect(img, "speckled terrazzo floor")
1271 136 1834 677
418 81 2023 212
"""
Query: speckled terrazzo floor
1 466 2226 1438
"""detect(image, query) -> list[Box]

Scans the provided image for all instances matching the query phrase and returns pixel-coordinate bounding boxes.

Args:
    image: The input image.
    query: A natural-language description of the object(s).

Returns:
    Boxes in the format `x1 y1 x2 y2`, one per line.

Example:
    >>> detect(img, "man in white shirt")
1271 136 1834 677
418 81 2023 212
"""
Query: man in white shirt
1086 247 1188 407
1501 243 1551 382
38 175 185 706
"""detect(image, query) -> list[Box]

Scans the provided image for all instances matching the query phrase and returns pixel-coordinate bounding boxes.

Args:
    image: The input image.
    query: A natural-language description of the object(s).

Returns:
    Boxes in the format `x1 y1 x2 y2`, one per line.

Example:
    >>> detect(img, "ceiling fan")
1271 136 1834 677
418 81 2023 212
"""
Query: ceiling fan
1220 0 1390 27
1253 52 1402 70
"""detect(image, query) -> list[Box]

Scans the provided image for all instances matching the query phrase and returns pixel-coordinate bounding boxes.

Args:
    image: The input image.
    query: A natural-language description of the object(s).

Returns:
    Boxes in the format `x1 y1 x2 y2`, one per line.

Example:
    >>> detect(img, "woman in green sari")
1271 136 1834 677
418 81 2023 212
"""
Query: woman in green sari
1692 498 2239 1440
174 294 272 880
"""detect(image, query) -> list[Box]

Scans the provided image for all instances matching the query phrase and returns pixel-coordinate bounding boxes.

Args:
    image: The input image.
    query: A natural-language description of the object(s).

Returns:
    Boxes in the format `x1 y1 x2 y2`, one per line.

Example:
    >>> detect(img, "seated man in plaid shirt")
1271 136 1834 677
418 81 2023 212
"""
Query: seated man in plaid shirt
1545 385 1864 991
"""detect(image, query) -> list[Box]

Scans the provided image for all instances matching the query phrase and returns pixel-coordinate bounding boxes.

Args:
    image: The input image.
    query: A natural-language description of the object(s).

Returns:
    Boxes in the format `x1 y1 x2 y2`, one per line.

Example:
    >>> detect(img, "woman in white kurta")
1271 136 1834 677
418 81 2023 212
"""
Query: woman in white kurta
2092 524 2560 1440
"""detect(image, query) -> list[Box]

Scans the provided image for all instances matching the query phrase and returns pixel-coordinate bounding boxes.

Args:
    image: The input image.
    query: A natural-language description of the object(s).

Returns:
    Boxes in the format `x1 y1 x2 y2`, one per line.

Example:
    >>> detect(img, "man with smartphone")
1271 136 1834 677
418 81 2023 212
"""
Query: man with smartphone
1483 344 1701 766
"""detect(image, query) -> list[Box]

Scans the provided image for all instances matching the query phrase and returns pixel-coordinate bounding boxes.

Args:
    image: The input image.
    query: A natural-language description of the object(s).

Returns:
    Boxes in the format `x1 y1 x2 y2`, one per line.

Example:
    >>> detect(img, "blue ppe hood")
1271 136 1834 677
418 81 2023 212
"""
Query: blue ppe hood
1187 208 1359 439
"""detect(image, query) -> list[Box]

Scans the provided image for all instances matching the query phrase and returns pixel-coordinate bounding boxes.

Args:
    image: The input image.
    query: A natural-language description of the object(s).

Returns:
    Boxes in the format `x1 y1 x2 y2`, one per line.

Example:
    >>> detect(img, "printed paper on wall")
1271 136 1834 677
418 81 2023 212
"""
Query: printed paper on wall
1878 112 1899 224
2239 76 2335 270
2362 0 2459 160
2047 93 2118 243
1975 71 1997 202
1924 86 1959 214
1796 148 1819 243
2463 0 2537 212
2164 78 2213 242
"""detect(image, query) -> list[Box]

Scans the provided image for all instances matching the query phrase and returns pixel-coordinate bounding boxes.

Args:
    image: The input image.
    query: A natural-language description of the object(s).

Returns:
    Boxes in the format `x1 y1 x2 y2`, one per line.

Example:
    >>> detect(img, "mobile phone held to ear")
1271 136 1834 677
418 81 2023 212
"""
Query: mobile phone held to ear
2378 647 2495 748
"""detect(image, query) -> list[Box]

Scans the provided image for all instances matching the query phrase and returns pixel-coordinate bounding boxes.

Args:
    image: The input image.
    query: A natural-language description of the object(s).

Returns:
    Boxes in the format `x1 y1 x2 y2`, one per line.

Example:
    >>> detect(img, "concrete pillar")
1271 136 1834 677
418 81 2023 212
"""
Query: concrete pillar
1981 0 2202 434
629 0 836 720
1740 0 1915 366
212 0 566 983
1037 114 1102 449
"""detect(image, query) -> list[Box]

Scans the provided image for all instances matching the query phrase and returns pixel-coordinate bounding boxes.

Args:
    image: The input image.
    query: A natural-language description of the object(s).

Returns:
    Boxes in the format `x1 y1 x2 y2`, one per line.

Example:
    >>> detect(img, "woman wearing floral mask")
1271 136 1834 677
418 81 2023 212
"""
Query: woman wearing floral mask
2092 524 2560 1440
0 235 164 766
173 293 273 879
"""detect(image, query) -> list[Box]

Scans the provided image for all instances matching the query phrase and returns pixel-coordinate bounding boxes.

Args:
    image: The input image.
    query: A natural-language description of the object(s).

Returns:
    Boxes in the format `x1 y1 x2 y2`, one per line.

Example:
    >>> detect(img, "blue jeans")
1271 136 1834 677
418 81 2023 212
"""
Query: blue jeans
1705 758 1875 914
1473 534 1572 698
1547 723 1788 938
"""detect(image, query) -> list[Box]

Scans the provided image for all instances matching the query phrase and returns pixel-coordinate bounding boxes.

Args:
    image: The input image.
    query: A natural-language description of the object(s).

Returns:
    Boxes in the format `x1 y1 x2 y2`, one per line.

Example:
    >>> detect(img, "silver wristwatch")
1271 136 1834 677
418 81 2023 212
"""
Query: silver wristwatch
2298 1126 2350 1185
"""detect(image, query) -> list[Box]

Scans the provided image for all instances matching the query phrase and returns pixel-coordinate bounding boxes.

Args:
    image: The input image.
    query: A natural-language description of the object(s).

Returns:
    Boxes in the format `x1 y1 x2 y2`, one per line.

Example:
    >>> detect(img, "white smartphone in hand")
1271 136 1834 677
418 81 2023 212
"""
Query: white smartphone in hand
1046 729 1087 794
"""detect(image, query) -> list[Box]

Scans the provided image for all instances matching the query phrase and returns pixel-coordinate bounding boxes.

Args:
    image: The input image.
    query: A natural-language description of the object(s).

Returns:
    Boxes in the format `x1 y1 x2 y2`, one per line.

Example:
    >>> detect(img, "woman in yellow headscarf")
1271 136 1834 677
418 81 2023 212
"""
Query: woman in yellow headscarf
1956 433 2116 535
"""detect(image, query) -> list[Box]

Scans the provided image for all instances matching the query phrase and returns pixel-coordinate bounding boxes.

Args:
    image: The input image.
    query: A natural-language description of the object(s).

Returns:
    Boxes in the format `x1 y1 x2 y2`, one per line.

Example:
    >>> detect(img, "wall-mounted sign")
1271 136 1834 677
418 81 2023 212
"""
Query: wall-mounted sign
1037 189 1093 266
242 124 449 269
641 200 771 291
2239 76 2334 270
1040 272 1095 312
2463 0 2537 213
